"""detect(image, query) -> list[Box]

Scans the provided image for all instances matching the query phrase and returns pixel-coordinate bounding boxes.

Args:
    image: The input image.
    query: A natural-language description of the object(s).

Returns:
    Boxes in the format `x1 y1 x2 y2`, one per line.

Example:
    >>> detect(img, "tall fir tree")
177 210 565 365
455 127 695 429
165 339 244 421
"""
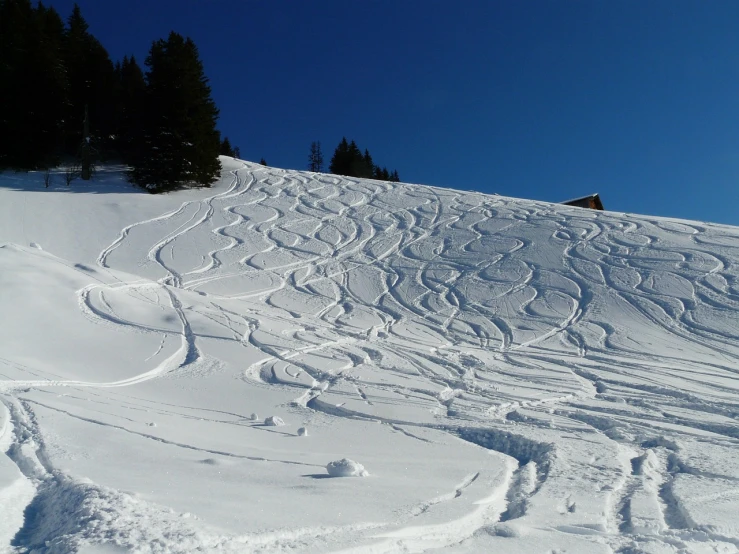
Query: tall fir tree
115 55 146 164
0 0 67 168
131 32 221 192
308 141 324 172
33 2 68 165
62 4 117 158
360 149 374 178
347 140 365 177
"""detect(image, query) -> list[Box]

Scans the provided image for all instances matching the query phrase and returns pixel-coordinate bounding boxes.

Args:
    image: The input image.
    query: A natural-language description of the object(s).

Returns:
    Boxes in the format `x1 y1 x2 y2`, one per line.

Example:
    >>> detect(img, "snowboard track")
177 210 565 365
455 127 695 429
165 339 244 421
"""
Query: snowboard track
3 161 739 552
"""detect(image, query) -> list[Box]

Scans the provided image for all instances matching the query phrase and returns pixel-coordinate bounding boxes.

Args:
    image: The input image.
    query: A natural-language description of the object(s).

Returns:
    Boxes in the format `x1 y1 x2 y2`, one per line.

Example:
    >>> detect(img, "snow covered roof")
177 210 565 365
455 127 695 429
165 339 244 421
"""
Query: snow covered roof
561 192 604 210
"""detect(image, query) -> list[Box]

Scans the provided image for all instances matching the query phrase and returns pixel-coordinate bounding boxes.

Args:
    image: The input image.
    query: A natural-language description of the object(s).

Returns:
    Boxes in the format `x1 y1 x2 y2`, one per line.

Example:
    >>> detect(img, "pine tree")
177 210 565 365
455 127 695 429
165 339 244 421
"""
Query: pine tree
329 137 350 175
361 149 374 178
329 138 368 177
328 137 400 181
374 166 389 180
220 136 236 157
0 0 67 169
62 4 117 158
390 169 400 182
115 55 146 164
259 157 267 166
308 141 324 172
34 2 67 166
131 32 221 192
347 140 365 177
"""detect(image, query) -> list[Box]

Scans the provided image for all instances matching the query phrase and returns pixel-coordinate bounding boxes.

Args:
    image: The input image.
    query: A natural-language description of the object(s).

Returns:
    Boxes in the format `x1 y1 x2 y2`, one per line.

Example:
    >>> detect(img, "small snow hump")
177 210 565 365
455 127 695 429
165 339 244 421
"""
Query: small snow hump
29 242 42 250
264 416 285 426
297 426 308 436
326 458 369 478
250 413 259 421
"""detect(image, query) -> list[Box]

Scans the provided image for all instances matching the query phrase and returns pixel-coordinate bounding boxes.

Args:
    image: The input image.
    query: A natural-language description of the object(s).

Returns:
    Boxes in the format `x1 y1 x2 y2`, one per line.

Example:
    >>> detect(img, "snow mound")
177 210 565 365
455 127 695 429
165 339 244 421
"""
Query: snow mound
326 459 369 478
297 427 308 436
264 416 285 426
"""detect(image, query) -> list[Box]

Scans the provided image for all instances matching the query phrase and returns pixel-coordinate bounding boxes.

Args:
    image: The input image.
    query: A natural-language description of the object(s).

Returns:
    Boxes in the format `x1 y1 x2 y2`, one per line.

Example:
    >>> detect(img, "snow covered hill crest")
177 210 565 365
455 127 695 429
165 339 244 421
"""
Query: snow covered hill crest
1 158 739 553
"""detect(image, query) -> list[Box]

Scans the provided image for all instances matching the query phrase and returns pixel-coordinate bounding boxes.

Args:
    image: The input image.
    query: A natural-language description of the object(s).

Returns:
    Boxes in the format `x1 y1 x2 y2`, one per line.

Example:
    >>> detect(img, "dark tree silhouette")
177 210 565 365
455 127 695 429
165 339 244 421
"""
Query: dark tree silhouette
328 137 399 181
0 0 67 169
0 1 228 182
308 141 324 172
114 55 146 164
329 137 350 175
131 32 221 192
62 4 117 157
220 136 236 157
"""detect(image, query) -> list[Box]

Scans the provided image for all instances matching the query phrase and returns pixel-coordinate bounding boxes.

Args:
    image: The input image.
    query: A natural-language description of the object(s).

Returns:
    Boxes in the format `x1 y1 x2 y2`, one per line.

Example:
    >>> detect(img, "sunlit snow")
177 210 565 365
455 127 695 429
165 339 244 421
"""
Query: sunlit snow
1 158 739 553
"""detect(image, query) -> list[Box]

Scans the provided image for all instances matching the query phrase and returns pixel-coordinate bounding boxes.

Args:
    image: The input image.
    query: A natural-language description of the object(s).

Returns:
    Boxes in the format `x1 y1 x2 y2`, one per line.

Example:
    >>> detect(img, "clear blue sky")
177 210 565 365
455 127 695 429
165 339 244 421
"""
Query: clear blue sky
46 0 739 225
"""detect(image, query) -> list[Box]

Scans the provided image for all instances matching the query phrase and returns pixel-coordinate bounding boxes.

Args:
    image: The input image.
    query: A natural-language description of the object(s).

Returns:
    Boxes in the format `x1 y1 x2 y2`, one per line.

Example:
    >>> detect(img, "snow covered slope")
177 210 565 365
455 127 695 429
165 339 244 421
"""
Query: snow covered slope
1 159 739 553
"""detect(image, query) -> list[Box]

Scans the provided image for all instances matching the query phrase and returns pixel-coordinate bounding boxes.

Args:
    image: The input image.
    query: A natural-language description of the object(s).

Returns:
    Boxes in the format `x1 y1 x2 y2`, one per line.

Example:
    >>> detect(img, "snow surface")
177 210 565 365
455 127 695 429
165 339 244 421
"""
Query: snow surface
1 158 739 553
326 459 369 478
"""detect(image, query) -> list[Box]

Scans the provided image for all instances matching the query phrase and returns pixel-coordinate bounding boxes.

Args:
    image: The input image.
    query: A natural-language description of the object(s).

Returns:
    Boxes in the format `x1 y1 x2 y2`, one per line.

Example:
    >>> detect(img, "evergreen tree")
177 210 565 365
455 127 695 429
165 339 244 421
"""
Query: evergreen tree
328 138 398 180
62 4 117 158
329 137 350 175
131 32 221 192
115 55 146 164
259 157 267 166
373 166 390 181
233 146 241 159
390 169 400 182
360 149 374 178
347 140 365 177
0 0 67 169
219 136 236 157
329 138 371 177
34 2 67 165
308 141 324 172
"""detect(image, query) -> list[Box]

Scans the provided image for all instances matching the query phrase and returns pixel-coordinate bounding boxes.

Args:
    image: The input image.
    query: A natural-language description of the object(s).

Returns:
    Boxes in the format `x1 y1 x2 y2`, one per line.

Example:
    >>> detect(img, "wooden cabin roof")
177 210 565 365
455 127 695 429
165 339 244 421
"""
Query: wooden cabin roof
561 193 604 210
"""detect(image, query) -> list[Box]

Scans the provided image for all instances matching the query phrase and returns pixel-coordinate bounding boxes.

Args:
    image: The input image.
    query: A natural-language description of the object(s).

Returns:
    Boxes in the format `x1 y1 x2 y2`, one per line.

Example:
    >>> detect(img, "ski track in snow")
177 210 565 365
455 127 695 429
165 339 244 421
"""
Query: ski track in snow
3 161 739 553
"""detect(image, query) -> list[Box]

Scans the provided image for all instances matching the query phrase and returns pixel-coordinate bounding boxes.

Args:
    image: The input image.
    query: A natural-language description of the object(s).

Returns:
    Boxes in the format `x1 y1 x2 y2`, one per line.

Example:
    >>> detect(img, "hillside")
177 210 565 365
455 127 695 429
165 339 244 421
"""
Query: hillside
1 159 739 554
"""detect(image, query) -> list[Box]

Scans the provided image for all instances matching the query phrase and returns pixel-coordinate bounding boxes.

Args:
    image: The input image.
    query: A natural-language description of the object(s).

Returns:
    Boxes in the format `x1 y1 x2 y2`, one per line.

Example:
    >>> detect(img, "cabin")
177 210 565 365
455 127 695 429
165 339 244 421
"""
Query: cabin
561 193 604 211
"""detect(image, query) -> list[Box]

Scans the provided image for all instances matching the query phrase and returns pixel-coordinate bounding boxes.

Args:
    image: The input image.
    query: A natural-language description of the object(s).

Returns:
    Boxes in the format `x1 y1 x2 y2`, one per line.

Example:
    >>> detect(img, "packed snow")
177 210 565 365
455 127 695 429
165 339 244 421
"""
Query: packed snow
1 158 738 553
326 459 369 478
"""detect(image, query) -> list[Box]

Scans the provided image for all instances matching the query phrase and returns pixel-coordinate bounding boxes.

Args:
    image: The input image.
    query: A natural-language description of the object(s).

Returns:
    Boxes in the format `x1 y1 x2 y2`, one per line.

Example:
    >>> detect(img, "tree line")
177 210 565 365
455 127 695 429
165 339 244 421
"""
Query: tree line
309 139 400 182
0 1 403 192
0 0 231 192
